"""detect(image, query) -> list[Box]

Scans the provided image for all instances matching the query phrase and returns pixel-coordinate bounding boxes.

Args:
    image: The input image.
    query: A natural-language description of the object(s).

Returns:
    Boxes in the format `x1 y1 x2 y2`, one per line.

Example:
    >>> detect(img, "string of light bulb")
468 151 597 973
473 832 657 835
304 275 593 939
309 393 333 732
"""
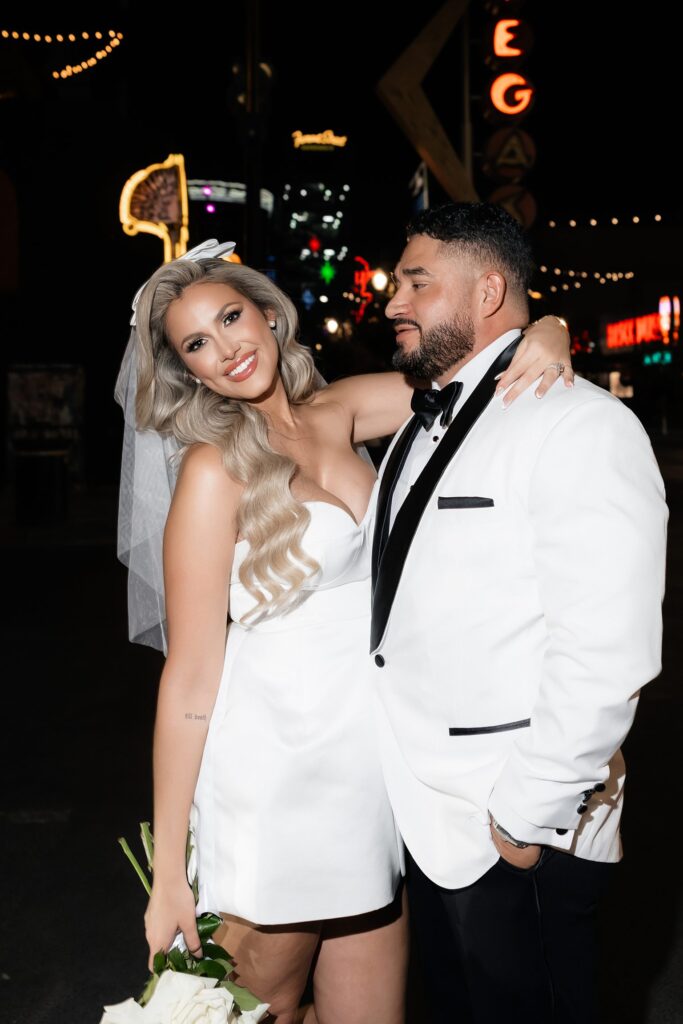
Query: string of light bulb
538 265 635 285
0 27 124 78
546 215 662 228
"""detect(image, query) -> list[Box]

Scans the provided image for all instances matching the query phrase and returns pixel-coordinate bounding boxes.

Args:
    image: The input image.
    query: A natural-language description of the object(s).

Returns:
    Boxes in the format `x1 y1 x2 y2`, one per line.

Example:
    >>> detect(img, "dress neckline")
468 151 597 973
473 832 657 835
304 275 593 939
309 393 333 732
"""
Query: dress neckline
303 498 372 530
235 497 372 548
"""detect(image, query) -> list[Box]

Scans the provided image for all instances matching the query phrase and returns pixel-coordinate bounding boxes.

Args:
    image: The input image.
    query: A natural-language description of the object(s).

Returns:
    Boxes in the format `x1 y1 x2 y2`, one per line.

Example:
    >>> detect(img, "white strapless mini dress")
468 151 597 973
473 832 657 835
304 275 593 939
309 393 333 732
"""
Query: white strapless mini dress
191 500 402 925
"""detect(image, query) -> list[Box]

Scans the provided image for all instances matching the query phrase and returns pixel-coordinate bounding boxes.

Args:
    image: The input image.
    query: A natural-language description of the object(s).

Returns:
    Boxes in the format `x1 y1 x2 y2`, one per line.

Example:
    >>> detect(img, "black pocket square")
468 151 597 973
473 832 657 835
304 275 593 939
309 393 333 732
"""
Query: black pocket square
437 496 495 509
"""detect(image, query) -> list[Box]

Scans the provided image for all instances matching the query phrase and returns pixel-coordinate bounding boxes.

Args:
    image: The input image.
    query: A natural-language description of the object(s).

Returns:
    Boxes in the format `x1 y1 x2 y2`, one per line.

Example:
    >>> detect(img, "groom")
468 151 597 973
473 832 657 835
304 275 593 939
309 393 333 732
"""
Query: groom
369 202 668 1022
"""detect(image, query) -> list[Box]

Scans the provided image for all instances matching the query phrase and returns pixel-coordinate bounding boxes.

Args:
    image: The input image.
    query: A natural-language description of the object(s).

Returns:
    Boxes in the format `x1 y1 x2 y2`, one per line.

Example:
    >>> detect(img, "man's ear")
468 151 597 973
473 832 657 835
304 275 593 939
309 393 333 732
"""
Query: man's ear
479 271 507 319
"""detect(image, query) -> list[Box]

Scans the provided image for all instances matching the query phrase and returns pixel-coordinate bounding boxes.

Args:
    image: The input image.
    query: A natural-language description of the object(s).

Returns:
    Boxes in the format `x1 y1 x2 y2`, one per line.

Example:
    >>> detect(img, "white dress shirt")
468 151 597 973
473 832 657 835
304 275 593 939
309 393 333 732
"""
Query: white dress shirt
389 328 523 530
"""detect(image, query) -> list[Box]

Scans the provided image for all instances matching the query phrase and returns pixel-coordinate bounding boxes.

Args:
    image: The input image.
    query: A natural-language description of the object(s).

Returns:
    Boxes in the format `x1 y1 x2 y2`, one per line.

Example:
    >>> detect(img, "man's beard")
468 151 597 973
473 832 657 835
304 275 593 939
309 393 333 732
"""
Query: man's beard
392 311 475 380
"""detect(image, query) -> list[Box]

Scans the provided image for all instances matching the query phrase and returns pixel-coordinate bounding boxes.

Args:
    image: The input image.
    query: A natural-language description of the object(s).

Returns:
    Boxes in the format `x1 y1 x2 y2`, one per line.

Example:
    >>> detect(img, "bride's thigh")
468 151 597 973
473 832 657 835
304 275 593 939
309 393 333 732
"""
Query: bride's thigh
214 913 322 1021
312 886 409 1024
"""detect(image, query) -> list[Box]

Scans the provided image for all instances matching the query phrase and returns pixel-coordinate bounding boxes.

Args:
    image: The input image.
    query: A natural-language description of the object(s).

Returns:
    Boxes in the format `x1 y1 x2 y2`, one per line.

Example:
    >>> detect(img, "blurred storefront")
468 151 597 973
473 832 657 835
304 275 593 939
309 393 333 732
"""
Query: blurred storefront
576 296 681 437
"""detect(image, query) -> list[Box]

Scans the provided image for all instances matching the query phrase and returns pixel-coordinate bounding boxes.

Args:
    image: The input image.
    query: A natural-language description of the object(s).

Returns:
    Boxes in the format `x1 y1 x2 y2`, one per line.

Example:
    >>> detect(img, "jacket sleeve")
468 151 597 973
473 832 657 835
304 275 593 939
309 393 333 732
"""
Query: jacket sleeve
488 395 668 846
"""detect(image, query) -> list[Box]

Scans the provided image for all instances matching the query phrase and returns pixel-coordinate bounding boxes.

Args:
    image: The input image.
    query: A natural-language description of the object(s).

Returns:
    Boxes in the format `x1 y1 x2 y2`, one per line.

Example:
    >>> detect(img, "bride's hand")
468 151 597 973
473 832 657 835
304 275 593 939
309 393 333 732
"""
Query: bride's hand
495 315 575 407
144 878 203 971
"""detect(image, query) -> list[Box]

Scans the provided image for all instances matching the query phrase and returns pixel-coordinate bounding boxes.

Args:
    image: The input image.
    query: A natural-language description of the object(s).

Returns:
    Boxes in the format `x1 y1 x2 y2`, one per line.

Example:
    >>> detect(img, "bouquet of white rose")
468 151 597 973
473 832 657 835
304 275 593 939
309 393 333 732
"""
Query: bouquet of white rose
99 822 269 1024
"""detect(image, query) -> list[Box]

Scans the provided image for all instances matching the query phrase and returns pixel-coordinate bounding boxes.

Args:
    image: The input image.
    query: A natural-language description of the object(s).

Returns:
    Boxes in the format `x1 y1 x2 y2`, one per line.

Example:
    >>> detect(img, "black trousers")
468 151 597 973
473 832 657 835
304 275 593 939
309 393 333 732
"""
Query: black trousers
405 843 617 1024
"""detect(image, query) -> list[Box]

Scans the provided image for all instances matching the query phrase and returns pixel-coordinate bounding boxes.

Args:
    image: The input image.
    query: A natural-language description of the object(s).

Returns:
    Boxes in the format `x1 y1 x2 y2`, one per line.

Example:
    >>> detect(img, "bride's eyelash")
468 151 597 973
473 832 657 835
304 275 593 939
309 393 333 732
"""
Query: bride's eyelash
186 310 241 352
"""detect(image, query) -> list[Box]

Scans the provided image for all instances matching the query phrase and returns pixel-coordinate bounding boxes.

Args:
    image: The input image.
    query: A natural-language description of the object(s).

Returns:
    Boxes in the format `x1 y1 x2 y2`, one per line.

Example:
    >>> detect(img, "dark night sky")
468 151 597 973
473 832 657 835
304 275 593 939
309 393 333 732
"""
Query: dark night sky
1 1 680 475
5 1 679 293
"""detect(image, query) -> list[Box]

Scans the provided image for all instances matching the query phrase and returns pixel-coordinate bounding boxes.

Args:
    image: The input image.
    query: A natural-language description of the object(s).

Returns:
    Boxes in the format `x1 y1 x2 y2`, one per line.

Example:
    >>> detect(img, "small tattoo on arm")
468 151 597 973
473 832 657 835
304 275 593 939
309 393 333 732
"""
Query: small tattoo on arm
184 713 207 721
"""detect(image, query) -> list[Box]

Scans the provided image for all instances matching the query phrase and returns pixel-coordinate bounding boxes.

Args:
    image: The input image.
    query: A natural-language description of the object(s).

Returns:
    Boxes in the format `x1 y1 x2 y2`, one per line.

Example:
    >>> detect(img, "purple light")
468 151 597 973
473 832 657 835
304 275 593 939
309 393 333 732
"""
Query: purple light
203 186 212 196
205 203 216 214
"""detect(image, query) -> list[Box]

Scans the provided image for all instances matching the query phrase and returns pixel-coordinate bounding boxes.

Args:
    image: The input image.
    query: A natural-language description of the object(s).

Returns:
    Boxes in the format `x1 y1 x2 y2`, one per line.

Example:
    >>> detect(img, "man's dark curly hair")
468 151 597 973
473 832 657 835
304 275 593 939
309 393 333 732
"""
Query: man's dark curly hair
406 202 535 301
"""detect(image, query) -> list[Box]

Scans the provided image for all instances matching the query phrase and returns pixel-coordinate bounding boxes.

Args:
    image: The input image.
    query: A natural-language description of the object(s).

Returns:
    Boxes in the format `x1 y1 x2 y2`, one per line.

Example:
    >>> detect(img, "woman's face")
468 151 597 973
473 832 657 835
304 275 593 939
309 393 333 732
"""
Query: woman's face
164 281 280 400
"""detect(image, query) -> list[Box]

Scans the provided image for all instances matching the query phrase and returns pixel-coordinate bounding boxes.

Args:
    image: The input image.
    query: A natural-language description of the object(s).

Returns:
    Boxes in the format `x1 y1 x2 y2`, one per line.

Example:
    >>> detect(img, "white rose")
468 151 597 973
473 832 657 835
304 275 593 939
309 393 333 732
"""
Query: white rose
99 996 145 1023
170 985 236 1024
143 973 234 1023
237 1005 271 1023
99 970 268 1024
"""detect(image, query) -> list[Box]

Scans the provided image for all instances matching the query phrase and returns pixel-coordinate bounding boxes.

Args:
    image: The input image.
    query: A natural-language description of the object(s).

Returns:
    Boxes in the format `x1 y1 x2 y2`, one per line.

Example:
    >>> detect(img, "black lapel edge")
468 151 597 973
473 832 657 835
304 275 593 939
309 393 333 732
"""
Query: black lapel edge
371 415 421 588
370 335 523 651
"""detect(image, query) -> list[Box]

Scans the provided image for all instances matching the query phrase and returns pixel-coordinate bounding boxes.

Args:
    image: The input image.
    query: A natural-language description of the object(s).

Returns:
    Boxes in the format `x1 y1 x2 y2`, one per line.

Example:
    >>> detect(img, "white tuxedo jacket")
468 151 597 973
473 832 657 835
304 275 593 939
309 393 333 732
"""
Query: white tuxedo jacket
369 333 668 889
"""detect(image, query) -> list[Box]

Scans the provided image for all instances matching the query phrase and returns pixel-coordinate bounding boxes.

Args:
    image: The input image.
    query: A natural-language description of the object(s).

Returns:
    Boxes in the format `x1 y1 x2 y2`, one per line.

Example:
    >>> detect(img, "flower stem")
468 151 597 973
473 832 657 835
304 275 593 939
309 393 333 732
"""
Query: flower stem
118 836 152 896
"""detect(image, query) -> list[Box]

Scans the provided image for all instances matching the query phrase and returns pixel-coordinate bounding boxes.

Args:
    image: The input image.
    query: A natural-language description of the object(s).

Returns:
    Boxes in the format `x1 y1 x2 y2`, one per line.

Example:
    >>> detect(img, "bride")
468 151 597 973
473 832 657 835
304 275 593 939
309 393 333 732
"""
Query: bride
118 241 573 1024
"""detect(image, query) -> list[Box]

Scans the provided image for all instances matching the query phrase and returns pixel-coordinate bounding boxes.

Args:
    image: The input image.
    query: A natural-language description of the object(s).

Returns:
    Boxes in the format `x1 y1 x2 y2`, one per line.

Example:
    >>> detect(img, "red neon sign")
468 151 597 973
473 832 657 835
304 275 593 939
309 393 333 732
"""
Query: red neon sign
606 314 663 349
494 20 523 57
353 256 374 323
489 73 535 116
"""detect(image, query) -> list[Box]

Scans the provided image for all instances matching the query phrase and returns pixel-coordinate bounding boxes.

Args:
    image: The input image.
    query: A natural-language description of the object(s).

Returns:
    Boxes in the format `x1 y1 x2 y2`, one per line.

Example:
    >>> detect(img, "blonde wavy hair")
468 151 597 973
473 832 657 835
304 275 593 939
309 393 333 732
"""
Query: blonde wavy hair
133 256 321 621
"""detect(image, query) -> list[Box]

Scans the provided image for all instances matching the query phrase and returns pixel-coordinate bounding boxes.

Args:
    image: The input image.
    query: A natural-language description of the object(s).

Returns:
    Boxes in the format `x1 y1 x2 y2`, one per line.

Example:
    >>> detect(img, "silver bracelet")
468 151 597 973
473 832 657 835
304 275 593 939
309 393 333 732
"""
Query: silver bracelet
490 815 530 849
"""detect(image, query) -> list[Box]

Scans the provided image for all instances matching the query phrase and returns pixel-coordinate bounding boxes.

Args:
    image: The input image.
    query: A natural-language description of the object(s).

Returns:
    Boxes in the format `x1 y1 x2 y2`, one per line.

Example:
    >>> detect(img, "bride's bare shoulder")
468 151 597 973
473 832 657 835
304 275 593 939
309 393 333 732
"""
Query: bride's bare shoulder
175 443 243 501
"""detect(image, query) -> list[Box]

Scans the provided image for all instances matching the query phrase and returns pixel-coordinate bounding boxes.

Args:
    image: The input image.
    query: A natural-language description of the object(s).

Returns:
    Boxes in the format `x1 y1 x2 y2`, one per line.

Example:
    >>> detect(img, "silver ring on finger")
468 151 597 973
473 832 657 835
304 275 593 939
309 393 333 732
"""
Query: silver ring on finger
546 361 565 375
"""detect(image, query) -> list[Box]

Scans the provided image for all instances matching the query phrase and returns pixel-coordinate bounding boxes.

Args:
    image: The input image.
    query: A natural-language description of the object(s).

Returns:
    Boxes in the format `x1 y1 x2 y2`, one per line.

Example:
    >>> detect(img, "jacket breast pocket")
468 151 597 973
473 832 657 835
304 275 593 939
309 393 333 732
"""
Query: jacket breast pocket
437 496 494 509
448 718 531 736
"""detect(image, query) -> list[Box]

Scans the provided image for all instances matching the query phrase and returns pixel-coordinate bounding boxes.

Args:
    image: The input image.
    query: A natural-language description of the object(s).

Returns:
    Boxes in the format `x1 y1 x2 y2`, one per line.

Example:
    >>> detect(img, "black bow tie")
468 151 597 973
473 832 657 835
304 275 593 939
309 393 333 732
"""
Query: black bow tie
411 381 463 430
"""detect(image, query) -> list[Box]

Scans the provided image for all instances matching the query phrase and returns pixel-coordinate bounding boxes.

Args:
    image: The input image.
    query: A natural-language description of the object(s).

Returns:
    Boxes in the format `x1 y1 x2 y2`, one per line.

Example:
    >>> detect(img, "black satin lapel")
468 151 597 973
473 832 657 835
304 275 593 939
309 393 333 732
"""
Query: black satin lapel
371 415 422 588
370 335 523 651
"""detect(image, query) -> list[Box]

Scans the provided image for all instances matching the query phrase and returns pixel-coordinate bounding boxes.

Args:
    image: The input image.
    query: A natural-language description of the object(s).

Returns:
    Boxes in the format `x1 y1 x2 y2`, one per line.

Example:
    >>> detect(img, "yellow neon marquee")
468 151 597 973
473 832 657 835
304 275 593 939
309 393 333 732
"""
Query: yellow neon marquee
292 130 348 150
119 154 189 263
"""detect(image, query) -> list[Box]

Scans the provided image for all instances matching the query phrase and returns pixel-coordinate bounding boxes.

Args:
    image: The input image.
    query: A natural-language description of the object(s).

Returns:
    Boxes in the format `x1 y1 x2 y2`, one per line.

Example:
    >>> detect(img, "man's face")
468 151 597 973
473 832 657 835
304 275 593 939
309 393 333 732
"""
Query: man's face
386 234 477 381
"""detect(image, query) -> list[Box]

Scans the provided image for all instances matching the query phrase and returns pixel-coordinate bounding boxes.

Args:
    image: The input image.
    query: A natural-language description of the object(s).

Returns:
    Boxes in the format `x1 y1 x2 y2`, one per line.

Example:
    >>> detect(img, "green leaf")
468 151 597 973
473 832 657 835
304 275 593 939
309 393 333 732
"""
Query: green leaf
140 822 155 874
220 977 263 1012
201 941 232 961
153 951 166 975
196 912 223 938
168 947 189 972
193 958 226 980
117 837 152 896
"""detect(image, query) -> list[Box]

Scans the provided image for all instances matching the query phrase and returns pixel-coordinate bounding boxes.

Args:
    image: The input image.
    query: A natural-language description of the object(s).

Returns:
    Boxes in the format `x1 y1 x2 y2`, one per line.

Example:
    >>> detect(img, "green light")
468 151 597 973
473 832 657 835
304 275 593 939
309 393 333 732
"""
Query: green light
643 350 673 366
320 261 336 285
